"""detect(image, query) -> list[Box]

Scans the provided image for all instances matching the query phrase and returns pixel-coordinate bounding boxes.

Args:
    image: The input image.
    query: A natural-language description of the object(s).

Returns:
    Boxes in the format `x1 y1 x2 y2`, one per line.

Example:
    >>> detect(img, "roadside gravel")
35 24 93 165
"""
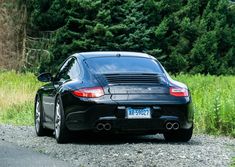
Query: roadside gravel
0 124 234 167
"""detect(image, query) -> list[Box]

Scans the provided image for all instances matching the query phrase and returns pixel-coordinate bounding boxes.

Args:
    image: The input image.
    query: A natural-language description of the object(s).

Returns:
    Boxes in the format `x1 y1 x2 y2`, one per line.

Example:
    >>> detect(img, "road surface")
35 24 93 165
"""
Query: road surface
0 140 70 167
0 124 234 167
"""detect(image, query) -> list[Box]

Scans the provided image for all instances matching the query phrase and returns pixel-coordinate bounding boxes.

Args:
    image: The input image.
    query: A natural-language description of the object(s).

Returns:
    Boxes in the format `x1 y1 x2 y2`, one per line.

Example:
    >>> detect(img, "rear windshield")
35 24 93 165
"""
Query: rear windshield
85 57 163 74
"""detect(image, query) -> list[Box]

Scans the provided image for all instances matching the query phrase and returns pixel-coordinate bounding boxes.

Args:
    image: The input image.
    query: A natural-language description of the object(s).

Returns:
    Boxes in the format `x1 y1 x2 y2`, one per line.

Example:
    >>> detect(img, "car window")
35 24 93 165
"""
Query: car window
85 57 163 74
56 58 80 82
67 60 80 80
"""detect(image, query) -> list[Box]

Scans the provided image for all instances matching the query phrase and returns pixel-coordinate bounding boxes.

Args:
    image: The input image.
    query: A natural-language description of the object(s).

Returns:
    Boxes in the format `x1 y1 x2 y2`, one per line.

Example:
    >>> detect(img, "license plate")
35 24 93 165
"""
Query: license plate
126 107 151 119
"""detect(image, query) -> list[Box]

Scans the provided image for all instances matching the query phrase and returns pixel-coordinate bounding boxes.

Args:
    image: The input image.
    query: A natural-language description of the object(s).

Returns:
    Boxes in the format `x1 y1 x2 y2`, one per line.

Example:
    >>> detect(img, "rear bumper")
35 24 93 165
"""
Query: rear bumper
64 102 194 133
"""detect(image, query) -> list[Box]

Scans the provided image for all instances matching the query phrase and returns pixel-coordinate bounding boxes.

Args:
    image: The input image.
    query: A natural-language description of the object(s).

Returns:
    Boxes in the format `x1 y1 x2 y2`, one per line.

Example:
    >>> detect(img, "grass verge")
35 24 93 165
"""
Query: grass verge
231 157 235 167
175 74 235 137
0 71 235 137
0 70 42 125
0 101 34 125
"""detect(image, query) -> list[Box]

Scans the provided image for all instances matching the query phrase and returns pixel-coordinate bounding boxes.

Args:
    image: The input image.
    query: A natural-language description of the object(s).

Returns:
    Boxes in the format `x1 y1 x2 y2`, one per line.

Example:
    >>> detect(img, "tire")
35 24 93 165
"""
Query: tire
34 96 50 136
54 97 69 144
163 125 193 142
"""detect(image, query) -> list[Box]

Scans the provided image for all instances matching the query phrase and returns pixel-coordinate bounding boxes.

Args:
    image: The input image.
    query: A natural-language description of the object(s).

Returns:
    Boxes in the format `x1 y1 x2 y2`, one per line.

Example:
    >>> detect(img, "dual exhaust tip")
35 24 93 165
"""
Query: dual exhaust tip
96 123 112 131
97 121 179 131
165 122 180 130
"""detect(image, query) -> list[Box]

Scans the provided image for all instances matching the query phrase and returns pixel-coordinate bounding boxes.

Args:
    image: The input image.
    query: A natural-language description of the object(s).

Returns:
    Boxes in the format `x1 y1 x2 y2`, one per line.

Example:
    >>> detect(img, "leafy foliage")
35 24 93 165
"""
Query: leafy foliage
27 0 235 75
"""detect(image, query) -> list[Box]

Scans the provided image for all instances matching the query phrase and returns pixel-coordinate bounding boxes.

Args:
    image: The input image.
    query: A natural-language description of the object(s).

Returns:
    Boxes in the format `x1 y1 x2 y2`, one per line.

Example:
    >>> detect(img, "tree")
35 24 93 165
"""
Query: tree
27 0 235 75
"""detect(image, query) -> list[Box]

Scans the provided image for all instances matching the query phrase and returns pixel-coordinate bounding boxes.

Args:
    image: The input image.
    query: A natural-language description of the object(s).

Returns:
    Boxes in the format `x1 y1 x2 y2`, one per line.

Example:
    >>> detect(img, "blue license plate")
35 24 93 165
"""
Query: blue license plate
126 107 151 119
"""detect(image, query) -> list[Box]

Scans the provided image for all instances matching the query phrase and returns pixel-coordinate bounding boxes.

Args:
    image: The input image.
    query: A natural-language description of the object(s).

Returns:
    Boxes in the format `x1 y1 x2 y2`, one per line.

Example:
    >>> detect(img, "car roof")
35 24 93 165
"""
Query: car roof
75 51 153 59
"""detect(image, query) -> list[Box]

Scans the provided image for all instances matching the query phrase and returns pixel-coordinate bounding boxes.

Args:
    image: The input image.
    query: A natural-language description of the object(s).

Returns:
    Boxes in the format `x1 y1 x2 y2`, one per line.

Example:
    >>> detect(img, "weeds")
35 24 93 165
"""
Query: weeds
231 157 235 167
175 74 235 137
0 101 34 125
0 71 235 137
0 71 41 125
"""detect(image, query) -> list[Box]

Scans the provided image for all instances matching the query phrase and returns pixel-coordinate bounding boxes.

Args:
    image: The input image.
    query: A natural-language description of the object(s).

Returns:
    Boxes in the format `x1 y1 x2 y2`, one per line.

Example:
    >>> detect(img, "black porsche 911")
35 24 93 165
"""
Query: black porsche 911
35 51 194 143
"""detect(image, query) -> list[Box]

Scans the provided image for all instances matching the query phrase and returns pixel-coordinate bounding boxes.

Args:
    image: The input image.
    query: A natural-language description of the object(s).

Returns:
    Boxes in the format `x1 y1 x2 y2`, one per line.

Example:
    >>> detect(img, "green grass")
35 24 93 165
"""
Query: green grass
0 71 235 137
0 71 42 125
231 157 235 167
175 74 235 137
0 101 34 125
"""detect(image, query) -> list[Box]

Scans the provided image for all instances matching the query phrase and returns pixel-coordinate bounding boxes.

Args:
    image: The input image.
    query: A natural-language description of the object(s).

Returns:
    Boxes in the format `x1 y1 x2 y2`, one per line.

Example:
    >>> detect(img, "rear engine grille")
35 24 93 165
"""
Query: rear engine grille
104 74 162 84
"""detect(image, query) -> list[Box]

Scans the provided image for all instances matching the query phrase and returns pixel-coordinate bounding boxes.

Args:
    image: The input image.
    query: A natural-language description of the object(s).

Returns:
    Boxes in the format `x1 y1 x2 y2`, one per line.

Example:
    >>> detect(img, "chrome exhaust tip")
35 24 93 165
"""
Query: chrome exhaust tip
172 122 179 130
104 123 111 131
96 123 104 131
166 122 173 130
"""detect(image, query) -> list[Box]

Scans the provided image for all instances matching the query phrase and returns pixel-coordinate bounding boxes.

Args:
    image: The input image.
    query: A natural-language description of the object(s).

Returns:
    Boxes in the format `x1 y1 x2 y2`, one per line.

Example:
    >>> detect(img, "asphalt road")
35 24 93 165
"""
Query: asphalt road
0 140 70 167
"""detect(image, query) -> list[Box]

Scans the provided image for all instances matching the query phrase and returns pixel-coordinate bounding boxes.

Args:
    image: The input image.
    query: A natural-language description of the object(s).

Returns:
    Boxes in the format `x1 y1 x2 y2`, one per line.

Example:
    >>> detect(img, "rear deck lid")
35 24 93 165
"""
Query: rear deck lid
103 73 168 94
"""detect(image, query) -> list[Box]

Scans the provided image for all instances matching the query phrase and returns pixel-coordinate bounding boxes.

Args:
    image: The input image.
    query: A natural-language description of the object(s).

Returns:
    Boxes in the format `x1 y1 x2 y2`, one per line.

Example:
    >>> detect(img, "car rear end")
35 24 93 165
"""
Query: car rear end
64 54 194 136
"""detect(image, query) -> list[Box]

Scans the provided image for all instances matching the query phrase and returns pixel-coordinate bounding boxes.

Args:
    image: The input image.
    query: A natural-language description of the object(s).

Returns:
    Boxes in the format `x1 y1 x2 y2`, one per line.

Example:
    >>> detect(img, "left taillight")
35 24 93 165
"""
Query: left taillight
170 87 189 97
72 87 104 98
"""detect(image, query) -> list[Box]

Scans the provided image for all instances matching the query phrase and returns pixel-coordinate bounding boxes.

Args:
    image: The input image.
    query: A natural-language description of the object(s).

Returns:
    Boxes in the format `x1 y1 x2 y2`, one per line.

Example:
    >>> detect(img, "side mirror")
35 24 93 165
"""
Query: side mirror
37 72 53 82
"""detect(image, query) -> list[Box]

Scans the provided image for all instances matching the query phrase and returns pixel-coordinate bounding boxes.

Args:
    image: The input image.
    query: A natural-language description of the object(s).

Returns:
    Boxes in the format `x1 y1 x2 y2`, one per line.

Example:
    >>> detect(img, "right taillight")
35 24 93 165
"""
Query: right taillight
72 87 104 98
170 87 189 97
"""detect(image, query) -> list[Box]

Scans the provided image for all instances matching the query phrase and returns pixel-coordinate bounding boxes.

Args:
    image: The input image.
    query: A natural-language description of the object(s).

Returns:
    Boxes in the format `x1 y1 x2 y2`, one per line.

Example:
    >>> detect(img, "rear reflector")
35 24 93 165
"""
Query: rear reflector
72 87 104 98
170 87 188 97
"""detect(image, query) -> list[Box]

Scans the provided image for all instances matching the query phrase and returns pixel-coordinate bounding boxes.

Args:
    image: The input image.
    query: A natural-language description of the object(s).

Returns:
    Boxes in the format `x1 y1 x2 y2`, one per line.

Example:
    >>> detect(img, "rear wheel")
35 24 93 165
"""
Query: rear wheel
163 126 193 142
34 97 50 136
54 97 69 143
